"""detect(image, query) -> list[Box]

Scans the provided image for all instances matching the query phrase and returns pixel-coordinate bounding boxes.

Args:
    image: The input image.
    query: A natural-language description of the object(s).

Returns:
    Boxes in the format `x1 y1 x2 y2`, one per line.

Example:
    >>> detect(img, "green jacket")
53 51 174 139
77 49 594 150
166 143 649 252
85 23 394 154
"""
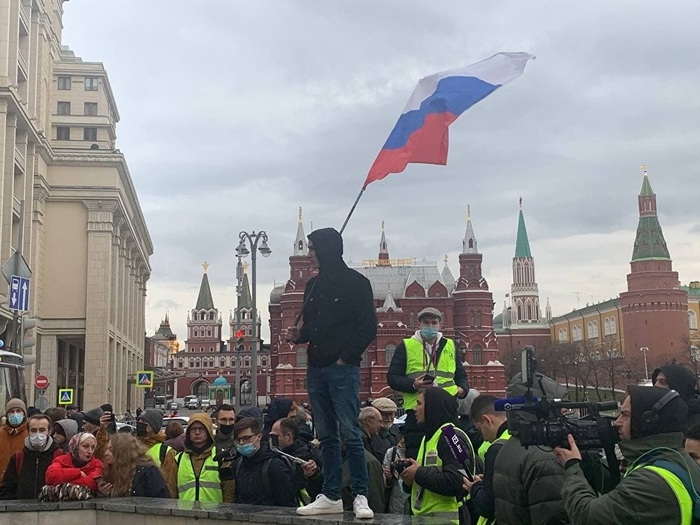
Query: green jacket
561 432 700 525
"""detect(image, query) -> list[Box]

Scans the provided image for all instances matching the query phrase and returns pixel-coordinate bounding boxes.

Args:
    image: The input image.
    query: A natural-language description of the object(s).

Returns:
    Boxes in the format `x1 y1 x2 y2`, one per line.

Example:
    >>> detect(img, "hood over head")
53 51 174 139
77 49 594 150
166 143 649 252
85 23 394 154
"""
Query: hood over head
185 412 215 453
651 364 698 400
423 387 458 438
308 228 345 272
54 418 79 443
629 385 688 439
266 398 294 424
237 406 263 423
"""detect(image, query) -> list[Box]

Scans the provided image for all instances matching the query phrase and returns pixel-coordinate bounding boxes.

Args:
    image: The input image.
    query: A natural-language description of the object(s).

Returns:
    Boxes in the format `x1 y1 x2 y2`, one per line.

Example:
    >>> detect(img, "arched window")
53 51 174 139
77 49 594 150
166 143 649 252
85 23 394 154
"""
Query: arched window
298 240 303 252
208 329 212 337
610 317 617 334
558 328 566 342
593 320 598 338
527 303 532 320
604 318 611 336
385 344 396 366
296 348 307 367
244 356 251 367
472 345 483 366
193 381 209 398
194 330 198 337
468 239 474 249
261 356 268 367
689 310 698 330
210 312 215 320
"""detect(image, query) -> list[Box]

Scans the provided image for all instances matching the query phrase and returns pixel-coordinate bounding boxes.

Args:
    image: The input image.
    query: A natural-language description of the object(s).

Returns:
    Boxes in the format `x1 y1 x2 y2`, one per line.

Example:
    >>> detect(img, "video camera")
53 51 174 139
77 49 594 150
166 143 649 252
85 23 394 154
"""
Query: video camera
497 346 621 483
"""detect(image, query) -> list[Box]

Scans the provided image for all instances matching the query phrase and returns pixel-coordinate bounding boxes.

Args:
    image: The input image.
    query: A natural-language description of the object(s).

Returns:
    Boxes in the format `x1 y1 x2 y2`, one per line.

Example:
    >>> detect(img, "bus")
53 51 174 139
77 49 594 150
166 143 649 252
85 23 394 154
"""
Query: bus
154 394 173 411
0 350 27 409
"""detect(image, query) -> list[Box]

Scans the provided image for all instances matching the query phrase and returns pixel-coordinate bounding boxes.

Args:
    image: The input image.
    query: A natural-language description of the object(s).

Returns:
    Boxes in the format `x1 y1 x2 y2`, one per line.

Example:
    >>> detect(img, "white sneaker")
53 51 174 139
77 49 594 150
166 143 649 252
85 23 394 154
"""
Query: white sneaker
353 495 374 519
296 494 343 515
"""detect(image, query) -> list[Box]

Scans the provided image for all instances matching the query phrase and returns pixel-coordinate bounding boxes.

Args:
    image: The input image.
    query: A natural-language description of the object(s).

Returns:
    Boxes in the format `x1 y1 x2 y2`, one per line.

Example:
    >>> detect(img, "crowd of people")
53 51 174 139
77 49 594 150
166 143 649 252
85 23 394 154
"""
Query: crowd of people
2 228 700 524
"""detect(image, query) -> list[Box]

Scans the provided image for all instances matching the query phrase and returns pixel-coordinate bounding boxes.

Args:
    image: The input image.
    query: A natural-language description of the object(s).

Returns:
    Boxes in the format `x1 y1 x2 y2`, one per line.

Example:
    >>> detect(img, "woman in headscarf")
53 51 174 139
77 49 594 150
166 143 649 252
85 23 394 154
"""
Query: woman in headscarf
97 433 169 498
45 432 103 492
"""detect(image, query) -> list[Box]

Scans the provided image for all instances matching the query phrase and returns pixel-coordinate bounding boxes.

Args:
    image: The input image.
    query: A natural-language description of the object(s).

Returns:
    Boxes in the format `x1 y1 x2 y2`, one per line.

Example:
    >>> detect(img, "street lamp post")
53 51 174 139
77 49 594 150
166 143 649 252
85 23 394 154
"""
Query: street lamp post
691 346 700 389
236 231 271 408
640 347 650 381
234 255 243 411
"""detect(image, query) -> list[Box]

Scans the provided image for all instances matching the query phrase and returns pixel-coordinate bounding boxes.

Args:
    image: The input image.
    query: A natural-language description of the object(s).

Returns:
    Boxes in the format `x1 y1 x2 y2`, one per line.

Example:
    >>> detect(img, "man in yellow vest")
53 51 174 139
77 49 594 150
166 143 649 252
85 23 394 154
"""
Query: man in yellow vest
399 387 474 525
462 394 510 525
165 412 234 502
387 307 469 459
136 409 177 485
555 385 700 524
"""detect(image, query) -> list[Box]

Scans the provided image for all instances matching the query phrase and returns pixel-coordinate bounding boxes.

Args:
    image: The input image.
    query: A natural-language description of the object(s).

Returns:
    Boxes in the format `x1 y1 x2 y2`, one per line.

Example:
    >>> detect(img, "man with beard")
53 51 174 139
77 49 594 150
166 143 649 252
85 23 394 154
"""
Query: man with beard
283 227 377 518
232 417 297 507
271 417 323 503
556 385 700 524
166 412 234 502
399 387 474 524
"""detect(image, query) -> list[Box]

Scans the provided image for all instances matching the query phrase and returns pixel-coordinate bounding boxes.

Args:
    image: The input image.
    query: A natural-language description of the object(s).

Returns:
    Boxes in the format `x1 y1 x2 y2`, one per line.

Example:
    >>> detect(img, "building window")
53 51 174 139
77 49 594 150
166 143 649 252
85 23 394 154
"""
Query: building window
83 127 97 141
57 101 70 115
56 127 70 140
84 77 99 91
690 311 698 330
296 348 307 367
573 324 583 342
208 329 212 337
604 318 611 336
385 344 396 366
610 317 617 334
472 345 483 366
261 356 268 366
558 328 568 342
84 102 98 116
58 76 71 90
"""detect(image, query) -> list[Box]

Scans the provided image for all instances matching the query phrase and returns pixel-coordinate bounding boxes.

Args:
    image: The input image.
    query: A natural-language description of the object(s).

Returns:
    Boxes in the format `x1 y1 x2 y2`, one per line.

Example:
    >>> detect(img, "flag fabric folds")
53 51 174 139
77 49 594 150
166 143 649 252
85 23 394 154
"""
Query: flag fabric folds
363 52 534 188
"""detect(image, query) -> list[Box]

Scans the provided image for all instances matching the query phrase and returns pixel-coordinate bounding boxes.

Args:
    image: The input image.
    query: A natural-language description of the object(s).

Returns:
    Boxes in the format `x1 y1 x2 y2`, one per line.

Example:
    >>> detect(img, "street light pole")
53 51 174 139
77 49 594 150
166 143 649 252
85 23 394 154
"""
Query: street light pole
640 347 650 381
236 231 271 408
234 255 243 411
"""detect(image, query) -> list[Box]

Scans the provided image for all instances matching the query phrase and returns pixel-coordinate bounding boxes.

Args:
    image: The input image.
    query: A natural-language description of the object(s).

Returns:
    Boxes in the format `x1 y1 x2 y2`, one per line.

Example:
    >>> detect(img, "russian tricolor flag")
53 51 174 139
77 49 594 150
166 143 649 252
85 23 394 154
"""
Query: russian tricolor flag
364 52 534 188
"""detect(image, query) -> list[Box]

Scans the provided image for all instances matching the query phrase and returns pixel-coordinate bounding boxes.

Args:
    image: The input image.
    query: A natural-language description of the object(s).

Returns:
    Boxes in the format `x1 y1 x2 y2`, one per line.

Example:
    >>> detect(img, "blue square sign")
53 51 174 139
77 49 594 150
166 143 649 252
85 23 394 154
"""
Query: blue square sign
9 275 30 312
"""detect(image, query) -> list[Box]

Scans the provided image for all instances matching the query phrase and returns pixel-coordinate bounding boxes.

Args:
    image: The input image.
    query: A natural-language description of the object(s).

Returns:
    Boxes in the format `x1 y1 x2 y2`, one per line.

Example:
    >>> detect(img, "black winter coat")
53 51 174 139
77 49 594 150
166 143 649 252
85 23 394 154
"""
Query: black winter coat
0 442 61 500
296 228 377 367
234 442 297 507
283 436 323 500
131 464 169 498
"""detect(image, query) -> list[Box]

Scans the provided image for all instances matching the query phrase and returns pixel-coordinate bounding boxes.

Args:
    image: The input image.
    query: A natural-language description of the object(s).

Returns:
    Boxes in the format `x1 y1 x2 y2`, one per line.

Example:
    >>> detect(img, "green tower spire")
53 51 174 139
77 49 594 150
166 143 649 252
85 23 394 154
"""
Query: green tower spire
195 265 215 310
515 209 532 258
631 167 670 261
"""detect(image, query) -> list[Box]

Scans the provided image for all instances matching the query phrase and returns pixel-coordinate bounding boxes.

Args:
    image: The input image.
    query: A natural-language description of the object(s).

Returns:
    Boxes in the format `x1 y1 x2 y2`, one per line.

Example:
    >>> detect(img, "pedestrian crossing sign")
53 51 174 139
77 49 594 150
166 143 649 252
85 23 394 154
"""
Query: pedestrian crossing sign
136 370 153 388
58 388 74 405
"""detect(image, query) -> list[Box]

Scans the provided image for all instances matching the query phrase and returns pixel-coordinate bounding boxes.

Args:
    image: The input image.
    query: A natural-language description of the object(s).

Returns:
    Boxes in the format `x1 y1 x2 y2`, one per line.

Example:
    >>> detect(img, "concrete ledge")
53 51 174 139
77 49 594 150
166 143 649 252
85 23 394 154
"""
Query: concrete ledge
0 498 445 525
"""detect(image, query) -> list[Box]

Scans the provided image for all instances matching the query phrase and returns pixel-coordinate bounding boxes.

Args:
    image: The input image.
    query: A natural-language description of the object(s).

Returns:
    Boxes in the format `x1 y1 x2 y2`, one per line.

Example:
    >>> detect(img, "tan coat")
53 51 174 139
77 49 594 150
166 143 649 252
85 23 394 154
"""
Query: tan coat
0 421 28 479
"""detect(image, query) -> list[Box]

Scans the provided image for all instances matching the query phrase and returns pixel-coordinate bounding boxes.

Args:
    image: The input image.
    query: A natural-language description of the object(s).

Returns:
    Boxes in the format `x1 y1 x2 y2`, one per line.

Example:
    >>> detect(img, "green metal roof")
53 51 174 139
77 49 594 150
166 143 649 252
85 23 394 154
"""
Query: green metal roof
631 216 670 261
515 210 532 258
239 272 252 309
640 173 654 196
195 273 216 310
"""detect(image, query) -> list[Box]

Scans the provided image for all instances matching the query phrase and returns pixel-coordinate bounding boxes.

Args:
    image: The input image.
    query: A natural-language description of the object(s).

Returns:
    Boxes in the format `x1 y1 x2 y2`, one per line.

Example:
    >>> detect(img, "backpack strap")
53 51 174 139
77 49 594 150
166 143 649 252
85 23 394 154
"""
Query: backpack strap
652 459 700 519
160 443 169 464
261 458 272 499
176 451 184 466
14 449 24 477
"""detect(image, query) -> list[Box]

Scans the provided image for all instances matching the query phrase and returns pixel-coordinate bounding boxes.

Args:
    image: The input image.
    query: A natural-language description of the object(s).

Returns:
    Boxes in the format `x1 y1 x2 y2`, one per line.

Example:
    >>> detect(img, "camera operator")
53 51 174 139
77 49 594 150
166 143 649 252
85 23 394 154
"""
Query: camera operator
462 394 510 525
492 375 569 525
399 387 474 524
555 385 700 524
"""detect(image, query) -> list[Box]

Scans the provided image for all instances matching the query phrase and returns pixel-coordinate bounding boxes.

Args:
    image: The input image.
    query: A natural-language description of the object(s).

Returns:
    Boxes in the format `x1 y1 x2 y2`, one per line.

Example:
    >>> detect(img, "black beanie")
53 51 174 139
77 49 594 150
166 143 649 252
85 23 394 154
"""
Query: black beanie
82 407 103 426
629 385 688 439
100 404 114 413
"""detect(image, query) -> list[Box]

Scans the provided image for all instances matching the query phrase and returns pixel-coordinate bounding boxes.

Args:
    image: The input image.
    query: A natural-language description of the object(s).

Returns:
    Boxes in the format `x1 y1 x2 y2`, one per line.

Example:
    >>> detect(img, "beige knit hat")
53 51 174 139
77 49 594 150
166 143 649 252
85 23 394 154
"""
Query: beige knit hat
5 398 27 415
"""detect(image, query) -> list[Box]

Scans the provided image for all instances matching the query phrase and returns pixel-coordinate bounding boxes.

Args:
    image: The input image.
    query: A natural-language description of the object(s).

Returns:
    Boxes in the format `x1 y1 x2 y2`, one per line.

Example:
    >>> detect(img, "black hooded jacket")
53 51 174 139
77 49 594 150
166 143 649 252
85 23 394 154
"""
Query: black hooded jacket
233 441 297 507
263 398 293 435
651 363 700 427
296 228 377 367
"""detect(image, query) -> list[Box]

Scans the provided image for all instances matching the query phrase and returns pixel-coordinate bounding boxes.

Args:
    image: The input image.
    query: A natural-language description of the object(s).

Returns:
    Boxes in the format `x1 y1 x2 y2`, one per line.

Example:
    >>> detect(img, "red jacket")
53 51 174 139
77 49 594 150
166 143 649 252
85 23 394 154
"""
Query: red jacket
45 453 103 492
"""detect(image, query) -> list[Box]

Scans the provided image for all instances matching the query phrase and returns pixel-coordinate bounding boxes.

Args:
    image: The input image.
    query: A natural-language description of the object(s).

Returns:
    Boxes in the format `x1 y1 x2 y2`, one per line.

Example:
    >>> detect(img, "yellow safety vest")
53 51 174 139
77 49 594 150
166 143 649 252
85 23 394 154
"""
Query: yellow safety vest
625 463 692 525
403 338 458 410
412 422 473 523
475 430 511 525
176 449 223 502
146 442 170 467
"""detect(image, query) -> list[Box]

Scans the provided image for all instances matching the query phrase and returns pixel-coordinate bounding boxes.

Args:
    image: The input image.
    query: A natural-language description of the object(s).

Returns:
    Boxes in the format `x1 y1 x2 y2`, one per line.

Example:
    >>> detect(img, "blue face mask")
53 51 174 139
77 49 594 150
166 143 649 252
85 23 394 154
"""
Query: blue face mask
420 327 439 340
8 413 24 427
237 442 257 457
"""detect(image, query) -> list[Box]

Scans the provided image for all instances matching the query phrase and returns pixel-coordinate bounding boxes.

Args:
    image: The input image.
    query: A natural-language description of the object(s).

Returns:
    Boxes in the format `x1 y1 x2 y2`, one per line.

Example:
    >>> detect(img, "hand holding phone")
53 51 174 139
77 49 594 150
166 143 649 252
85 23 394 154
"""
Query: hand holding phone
422 373 435 383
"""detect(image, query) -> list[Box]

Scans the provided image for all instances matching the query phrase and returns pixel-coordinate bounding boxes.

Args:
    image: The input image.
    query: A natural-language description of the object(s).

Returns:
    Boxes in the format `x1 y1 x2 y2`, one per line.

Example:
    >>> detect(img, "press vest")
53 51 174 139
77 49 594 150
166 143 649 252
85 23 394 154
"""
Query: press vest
412 422 473 523
176 449 223 502
403 338 457 410
475 430 512 525
627 462 692 525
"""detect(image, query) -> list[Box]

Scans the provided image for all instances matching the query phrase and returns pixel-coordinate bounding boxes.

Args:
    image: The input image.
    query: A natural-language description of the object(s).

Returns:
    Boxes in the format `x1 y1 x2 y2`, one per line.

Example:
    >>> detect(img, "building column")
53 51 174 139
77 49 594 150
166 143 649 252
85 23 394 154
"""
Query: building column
82 200 117 408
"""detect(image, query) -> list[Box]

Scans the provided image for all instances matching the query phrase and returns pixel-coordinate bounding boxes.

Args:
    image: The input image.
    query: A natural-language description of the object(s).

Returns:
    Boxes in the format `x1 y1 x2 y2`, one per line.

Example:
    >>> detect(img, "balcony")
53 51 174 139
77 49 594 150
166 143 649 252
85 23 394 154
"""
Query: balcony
51 114 112 127
14 146 25 172
17 49 29 82
19 3 30 35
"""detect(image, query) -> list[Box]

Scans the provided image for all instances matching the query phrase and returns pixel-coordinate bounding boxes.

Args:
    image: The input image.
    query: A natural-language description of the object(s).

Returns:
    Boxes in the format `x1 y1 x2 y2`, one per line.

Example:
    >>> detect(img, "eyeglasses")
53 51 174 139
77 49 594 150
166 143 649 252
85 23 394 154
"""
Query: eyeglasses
235 433 258 444
189 427 207 434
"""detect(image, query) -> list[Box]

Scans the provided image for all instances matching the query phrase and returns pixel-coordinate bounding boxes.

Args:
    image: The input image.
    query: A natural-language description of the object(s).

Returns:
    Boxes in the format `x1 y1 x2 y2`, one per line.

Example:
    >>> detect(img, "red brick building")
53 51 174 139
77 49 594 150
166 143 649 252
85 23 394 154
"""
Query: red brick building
268 209 508 403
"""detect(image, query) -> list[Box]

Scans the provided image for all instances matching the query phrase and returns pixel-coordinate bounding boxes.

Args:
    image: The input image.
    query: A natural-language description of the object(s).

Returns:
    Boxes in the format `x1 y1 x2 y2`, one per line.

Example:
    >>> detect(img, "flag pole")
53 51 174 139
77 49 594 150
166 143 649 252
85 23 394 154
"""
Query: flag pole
290 185 367 329
339 186 365 235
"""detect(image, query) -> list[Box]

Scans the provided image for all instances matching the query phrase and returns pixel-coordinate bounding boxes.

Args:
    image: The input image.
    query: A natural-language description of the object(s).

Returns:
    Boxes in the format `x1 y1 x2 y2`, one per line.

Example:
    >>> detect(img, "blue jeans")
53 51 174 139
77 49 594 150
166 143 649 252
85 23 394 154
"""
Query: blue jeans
307 363 368 500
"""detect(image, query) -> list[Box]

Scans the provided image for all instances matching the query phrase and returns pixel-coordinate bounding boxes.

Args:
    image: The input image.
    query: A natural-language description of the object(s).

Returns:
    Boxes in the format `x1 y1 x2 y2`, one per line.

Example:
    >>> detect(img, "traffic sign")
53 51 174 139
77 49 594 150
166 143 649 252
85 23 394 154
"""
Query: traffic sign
34 374 49 390
9 275 30 312
35 396 49 411
135 370 153 388
1 252 31 284
58 388 74 405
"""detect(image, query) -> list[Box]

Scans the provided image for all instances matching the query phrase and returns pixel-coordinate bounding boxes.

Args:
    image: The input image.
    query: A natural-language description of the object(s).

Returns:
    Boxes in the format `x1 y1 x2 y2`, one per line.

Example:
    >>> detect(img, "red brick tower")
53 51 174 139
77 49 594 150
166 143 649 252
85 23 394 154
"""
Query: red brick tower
619 167 689 368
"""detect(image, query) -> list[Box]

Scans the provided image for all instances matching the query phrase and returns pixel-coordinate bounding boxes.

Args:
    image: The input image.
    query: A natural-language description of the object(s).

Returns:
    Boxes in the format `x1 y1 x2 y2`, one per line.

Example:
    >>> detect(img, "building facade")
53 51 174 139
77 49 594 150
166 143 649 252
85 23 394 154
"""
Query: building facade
1 1 151 411
269 209 508 403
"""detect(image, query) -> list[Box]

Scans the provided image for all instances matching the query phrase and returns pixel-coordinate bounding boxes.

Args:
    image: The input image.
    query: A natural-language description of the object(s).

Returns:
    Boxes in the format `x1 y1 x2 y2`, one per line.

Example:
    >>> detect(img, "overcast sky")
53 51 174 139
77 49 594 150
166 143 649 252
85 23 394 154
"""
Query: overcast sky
62 1 700 346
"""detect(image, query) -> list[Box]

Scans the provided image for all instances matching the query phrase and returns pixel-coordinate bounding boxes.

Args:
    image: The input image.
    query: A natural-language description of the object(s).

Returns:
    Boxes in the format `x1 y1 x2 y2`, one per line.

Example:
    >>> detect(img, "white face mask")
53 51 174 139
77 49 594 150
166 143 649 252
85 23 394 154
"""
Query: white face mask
29 432 48 449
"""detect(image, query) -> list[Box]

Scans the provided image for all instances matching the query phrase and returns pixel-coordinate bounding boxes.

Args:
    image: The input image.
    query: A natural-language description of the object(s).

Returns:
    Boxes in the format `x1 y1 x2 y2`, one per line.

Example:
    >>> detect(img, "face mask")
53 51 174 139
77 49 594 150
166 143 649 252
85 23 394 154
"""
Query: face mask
135 422 149 437
420 327 438 340
30 432 48 449
236 442 257 457
8 413 24 427
218 424 234 436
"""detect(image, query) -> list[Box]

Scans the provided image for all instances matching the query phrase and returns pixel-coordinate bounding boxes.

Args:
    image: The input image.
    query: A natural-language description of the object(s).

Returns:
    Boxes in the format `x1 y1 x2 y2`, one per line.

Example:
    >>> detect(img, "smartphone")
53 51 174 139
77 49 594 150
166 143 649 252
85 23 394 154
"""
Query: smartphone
422 374 435 383
269 434 280 449
95 476 104 485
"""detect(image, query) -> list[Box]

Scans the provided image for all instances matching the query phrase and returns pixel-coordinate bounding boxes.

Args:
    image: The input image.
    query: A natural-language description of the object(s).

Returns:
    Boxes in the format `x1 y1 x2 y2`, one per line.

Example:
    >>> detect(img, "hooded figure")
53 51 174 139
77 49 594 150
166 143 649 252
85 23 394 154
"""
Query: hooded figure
296 228 377 367
165 412 234 502
263 398 296 435
652 363 700 427
0 398 29 480
53 418 79 453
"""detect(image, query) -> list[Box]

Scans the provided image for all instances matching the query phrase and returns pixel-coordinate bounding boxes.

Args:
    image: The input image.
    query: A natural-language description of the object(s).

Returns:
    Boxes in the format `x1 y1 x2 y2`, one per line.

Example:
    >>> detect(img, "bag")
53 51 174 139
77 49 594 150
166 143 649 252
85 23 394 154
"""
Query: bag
38 482 93 502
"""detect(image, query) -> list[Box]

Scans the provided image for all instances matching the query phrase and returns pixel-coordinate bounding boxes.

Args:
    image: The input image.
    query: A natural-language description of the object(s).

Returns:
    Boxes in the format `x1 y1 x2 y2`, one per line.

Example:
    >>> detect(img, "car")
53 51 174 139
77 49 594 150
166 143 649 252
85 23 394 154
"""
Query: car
200 399 211 410
162 416 189 430
116 422 135 435
169 401 179 410
187 399 200 410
